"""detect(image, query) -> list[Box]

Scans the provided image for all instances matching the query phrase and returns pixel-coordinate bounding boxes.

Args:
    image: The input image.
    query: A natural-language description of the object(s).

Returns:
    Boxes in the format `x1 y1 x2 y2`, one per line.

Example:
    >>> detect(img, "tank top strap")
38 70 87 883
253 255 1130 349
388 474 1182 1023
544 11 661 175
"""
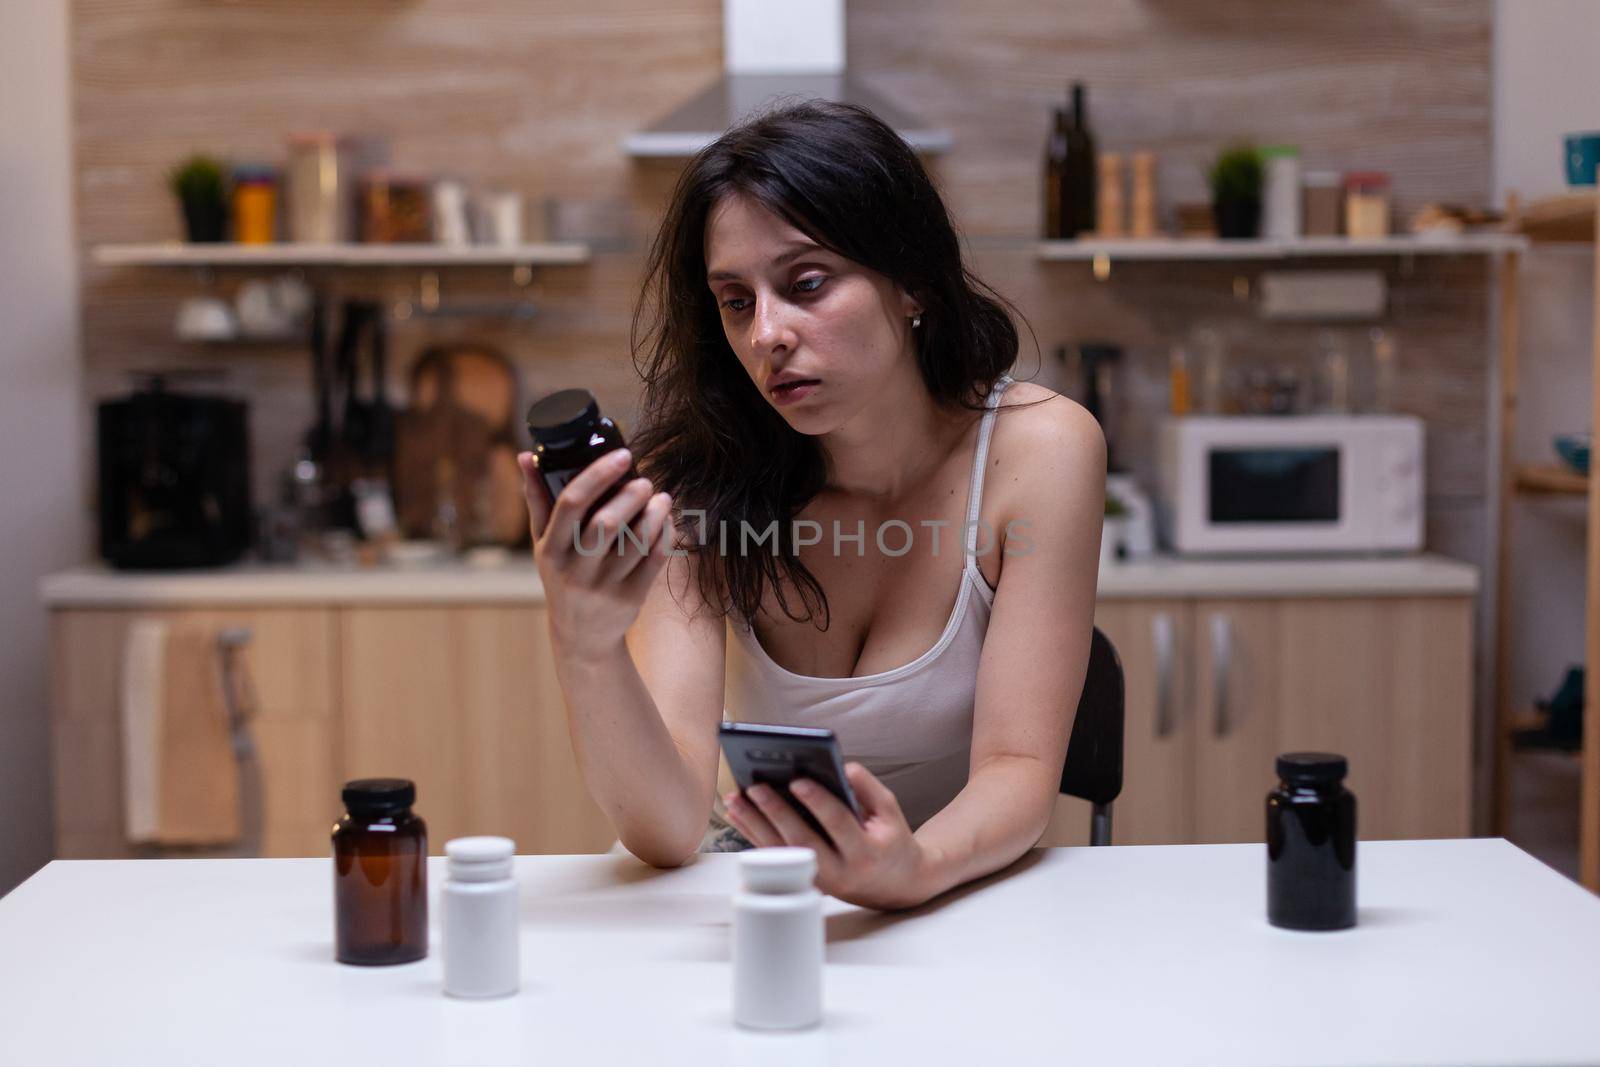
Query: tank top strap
964 376 1013 528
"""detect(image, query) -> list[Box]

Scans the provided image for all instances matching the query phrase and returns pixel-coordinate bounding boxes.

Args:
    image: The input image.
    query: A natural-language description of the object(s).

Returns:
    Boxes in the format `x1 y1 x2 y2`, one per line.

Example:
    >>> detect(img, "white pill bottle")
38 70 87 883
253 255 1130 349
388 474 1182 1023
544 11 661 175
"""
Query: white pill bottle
732 846 823 1029
442 835 520 999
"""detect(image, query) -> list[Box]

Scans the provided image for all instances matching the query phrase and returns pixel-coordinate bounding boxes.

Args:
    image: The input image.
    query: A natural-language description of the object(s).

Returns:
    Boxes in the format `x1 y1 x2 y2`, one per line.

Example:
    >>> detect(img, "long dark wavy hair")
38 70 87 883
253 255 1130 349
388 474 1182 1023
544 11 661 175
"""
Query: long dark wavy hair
630 100 1020 629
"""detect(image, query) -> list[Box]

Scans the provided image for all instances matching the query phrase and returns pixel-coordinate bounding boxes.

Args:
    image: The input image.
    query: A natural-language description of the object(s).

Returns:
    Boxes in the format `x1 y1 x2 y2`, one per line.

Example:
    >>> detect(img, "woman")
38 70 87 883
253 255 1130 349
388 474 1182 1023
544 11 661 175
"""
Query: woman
517 101 1103 911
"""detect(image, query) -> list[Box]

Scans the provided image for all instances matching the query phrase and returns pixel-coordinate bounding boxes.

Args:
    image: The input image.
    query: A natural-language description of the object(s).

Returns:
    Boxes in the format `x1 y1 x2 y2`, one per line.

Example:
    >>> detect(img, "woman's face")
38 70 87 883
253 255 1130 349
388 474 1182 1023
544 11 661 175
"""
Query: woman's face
704 194 921 436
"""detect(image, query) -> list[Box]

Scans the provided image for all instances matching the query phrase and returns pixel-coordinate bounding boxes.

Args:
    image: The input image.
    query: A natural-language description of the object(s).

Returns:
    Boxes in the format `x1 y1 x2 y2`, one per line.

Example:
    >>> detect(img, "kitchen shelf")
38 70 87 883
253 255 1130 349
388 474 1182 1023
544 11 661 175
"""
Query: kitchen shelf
1514 463 1589 496
89 242 591 268
1518 192 1598 243
1493 188 1600 893
1036 233 1527 262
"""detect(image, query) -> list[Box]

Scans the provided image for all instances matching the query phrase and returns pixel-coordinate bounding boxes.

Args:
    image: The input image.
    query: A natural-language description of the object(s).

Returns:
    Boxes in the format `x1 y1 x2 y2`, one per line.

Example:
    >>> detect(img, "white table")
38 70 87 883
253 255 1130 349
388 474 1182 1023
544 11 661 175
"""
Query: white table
2 839 1596 1066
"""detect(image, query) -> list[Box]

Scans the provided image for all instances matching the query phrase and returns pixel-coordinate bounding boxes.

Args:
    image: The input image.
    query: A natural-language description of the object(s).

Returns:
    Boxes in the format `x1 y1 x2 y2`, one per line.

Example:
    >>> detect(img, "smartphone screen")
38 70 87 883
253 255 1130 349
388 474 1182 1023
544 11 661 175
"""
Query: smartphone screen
718 722 863 844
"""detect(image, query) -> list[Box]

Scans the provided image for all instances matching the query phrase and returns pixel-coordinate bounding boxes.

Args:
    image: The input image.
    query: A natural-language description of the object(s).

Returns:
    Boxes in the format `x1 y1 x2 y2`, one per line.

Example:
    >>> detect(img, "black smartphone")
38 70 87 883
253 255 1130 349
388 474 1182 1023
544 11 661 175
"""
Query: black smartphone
718 722 863 843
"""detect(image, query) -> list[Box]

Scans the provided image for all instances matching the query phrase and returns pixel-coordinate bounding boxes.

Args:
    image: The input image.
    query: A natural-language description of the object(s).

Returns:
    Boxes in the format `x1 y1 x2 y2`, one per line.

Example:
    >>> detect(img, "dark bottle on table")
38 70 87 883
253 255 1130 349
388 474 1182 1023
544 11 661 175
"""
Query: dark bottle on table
1059 82 1097 238
526 388 639 519
1266 752 1357 931
333 778 428 965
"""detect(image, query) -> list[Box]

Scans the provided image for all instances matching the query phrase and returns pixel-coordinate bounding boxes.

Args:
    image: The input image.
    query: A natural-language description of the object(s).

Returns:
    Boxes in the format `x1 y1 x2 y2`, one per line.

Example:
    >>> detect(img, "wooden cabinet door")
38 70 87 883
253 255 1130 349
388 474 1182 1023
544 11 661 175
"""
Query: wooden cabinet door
1191 601 1284 843
1274 599 1472 840
1191 597 1474 844
51 607 336 858
339 606 615 855
1042 600 1193 846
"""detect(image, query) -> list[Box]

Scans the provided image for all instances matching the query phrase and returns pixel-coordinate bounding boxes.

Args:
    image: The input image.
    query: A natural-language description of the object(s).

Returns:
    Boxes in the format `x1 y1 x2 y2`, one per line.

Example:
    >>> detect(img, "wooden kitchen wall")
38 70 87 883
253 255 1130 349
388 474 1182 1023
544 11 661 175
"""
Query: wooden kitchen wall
74 0 1492 563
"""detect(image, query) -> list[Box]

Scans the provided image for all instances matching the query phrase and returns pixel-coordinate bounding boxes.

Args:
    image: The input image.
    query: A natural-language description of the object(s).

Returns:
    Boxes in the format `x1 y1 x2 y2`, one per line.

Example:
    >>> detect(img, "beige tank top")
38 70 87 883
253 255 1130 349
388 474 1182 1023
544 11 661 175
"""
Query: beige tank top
723 377 1011 830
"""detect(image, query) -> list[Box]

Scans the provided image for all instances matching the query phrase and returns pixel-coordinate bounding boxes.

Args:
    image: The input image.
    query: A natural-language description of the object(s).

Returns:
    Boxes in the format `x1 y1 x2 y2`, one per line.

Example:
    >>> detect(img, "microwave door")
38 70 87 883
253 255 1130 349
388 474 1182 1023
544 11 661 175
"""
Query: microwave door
1197 443 1357 553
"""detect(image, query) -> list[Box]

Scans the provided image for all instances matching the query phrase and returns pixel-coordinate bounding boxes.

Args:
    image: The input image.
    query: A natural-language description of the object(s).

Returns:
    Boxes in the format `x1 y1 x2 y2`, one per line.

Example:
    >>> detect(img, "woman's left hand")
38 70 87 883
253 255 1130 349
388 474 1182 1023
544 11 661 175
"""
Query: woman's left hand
722 762 932 911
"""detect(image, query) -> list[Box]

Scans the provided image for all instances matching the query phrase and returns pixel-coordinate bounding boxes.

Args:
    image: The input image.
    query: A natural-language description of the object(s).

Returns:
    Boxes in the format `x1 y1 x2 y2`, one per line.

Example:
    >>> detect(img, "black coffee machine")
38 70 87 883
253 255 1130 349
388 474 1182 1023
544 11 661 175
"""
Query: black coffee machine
98 377 252 569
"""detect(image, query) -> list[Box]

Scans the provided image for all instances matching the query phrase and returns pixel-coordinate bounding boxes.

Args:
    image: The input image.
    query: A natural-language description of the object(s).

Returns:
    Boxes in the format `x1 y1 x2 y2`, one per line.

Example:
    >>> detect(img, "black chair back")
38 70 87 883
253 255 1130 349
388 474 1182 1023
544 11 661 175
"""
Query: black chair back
1059 627 1125 844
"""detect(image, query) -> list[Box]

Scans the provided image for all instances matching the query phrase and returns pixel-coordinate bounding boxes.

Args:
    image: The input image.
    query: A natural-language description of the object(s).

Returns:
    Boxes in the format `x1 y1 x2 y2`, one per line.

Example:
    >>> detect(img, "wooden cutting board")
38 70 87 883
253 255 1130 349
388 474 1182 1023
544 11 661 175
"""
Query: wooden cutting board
395 344 526 544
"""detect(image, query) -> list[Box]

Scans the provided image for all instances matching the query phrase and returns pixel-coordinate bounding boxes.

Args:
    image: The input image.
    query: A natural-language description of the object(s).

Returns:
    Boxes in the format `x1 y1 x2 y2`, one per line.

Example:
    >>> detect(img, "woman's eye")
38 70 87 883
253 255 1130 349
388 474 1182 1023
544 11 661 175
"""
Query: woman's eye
721 296 751 313
794 276 825 294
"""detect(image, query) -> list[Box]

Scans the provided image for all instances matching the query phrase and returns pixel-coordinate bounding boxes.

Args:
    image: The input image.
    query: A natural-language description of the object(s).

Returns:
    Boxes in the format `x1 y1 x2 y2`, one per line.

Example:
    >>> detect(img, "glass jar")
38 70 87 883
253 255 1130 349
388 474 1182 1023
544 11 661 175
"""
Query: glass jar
231 166 278 245
1343 171 1391 239
1302 171 1342 236
286 132 341 243
360 172 432 243
1266 752 1356 931
525 388 638 514
332 777 428 965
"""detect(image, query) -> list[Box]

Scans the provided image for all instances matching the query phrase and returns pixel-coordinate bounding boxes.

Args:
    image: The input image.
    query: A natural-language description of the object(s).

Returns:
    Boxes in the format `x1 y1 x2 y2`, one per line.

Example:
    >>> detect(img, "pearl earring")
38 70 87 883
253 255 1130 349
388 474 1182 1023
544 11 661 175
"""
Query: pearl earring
911 314 923 329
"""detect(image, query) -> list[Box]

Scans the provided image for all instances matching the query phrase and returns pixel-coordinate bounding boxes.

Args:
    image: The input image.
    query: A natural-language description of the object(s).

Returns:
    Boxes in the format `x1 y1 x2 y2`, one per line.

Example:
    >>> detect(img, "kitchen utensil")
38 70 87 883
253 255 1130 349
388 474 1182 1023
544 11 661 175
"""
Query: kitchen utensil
480 191 523 246
399 345 524 545
175 297 237 342
433 180 472 246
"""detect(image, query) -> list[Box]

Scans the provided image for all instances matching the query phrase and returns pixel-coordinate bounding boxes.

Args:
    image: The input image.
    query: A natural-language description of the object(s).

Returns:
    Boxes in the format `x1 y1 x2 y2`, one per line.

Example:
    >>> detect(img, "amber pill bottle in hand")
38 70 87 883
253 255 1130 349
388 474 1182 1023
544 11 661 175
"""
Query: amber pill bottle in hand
332 778 429 965
525 389 639 518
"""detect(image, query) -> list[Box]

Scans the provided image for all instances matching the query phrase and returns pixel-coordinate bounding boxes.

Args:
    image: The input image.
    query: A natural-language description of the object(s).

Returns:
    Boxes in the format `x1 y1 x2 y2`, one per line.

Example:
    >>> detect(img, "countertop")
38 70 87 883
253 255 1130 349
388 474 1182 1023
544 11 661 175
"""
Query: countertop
2 840 1595 1066
38 552 1478 608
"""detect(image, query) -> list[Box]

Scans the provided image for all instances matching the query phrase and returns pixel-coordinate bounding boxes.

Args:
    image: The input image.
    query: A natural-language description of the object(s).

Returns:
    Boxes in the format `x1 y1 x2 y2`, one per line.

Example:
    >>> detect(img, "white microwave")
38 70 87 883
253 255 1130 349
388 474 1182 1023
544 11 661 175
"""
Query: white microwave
1158 415 1424 556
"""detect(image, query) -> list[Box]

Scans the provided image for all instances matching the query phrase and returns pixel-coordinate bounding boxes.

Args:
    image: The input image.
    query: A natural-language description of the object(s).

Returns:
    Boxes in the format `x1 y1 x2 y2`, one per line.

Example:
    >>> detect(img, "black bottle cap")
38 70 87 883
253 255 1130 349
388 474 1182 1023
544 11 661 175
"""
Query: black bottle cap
1276 752 1348 783
342 778 416 814
526 389 600 443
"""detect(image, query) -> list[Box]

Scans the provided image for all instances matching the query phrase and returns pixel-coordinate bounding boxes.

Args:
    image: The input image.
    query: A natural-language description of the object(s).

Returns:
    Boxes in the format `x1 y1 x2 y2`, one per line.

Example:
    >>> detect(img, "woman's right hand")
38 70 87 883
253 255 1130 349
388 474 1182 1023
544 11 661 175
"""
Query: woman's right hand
517 448 676 655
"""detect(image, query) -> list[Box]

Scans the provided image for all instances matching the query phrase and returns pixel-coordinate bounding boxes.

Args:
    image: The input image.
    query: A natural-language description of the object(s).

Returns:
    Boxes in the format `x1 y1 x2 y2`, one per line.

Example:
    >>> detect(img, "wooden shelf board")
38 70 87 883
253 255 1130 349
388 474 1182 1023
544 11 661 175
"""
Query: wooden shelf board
1517 192 1598 244
1036 233 1527 262
90 242 592 268
1514 463 1589 496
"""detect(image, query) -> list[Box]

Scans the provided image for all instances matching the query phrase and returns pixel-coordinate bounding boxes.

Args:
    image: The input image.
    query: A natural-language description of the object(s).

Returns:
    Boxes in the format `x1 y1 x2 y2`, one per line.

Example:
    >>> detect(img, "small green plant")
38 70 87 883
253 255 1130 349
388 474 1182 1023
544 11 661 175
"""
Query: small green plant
168 155 226 204
1207 143 1263 204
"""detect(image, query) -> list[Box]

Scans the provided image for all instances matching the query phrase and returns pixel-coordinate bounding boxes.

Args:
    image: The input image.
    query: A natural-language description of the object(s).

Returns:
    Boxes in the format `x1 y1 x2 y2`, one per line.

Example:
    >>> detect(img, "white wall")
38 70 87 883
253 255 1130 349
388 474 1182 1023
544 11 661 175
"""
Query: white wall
1493 1 1600 722
0 0 84 896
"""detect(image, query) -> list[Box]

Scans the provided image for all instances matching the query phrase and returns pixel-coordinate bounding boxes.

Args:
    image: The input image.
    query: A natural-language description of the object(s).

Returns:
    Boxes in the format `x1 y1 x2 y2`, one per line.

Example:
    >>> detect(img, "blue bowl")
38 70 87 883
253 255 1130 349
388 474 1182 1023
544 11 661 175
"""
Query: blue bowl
1555 433 1591 475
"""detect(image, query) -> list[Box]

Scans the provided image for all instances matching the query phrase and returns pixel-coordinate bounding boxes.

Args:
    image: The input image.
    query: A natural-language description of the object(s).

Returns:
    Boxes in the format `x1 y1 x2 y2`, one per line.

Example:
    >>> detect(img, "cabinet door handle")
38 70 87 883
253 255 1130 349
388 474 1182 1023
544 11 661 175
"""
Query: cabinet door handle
1152 611 1176 738
1210 612 1233 738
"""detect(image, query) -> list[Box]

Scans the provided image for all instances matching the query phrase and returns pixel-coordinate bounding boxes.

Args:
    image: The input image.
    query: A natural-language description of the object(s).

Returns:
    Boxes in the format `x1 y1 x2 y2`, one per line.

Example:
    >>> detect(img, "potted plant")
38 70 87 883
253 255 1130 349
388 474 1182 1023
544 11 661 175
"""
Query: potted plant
168 155 228 243
1208 143 1263 239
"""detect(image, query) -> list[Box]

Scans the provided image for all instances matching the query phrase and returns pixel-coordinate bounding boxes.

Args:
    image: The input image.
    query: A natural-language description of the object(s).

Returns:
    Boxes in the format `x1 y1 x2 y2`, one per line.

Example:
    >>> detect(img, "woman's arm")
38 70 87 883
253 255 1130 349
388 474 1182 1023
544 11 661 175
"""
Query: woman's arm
910 391 1106 900
560 554 727 866
520 452 727 867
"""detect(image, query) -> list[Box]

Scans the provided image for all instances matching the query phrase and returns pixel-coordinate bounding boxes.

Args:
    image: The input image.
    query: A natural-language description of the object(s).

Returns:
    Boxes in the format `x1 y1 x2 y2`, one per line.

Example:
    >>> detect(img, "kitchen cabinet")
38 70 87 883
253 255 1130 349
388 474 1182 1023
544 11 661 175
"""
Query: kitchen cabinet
50 607 337 859
339 606 614 855
46 560 1474 859
1044 594 1473 847
49 602 613 859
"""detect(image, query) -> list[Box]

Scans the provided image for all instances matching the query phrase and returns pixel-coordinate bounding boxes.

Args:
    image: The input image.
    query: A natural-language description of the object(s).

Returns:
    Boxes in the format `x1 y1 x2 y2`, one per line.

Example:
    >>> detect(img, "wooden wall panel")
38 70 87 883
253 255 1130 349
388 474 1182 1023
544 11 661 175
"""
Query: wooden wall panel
73 0 1495 580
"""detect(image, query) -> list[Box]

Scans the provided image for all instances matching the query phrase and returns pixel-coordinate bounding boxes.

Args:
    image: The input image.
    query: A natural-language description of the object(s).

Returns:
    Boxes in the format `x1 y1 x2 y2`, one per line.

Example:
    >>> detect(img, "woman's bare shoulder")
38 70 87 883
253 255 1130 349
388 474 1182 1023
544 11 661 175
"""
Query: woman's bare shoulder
993 381 1104 467
981 380 1105 519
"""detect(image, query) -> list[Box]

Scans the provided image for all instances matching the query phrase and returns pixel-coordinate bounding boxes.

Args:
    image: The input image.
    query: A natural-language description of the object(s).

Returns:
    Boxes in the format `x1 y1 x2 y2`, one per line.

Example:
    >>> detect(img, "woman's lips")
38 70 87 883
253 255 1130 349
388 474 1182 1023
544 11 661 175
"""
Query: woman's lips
768 379 820 406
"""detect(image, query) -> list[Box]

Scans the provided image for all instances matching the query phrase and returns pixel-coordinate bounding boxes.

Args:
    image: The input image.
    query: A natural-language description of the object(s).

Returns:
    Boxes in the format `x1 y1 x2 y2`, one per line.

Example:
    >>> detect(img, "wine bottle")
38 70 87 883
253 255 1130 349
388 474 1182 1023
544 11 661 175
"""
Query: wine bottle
1061 82 1097 238
1044 106 1069 238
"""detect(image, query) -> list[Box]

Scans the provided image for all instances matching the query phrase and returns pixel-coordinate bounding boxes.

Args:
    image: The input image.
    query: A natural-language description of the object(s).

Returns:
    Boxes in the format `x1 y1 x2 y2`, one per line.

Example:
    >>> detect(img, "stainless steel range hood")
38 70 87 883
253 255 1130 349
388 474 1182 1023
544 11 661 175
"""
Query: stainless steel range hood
623 0 951 158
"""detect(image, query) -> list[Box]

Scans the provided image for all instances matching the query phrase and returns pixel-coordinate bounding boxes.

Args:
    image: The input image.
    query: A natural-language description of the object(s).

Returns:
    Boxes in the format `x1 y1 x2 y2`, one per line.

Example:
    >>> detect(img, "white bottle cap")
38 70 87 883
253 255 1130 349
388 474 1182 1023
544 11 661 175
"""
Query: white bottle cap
445 835 515 881
738 847 817 894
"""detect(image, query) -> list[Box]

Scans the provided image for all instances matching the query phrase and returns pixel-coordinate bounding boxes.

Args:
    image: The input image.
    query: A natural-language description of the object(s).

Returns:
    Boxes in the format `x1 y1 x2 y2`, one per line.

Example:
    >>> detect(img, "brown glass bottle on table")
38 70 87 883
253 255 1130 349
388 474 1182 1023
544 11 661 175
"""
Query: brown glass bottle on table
332 778 428 965
526 388 639 521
